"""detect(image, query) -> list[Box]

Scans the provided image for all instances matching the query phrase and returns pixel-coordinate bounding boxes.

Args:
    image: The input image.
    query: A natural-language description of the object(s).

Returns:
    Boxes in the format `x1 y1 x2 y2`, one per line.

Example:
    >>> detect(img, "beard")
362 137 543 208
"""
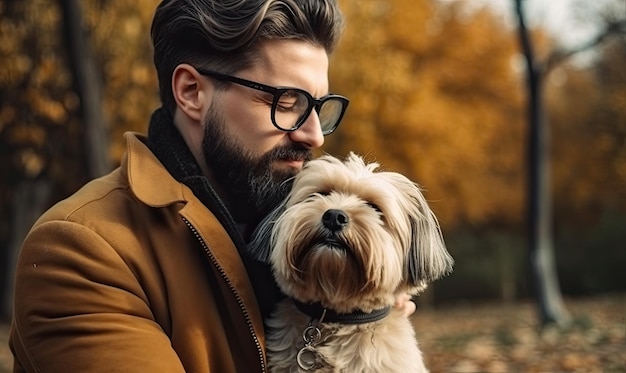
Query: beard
201 108 312 224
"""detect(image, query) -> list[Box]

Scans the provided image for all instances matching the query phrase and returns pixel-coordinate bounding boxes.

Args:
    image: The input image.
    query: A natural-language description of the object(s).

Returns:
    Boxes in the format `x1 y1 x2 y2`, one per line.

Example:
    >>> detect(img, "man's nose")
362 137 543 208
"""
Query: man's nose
287 110 324 149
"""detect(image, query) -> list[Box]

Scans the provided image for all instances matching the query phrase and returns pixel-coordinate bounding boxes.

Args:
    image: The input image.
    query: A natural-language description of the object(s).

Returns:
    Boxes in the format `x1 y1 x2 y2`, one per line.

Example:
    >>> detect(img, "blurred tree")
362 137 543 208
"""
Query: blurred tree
59 0 110 178
0 0 75 320
515 0 570 329
84 0 159 160
514 0 625 328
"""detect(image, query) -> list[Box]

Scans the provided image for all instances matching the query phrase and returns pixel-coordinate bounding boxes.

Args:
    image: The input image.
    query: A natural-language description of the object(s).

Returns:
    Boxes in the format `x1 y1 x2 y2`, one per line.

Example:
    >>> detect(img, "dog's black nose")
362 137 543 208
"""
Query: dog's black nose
322 209 349 231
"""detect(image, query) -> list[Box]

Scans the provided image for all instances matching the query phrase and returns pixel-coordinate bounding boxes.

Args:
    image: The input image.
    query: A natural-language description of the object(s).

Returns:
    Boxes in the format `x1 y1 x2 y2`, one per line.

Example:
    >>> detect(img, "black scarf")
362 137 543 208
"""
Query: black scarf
146 107 281 319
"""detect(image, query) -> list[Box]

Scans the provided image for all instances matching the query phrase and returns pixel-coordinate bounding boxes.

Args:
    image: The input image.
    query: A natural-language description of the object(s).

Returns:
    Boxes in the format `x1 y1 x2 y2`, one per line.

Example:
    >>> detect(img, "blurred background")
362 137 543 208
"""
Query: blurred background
0 0 625 371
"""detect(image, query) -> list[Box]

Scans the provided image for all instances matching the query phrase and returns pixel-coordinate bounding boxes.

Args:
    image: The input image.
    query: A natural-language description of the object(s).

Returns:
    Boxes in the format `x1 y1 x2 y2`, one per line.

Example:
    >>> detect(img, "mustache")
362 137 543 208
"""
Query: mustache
263 144 312 164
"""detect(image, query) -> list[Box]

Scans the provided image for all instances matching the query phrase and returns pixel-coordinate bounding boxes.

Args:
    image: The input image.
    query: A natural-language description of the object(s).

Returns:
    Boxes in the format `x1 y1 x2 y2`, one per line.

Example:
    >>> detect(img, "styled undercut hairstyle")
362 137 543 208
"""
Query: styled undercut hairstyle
151 0 345 115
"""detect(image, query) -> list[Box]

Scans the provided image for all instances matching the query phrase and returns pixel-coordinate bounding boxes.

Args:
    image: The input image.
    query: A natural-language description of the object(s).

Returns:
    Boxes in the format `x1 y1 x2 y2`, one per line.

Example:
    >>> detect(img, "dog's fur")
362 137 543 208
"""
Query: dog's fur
249 153 453 372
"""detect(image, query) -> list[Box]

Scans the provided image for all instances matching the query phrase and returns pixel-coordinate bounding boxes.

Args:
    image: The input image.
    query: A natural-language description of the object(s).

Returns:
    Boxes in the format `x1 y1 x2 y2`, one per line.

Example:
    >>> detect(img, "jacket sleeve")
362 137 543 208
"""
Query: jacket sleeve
10 220 187 373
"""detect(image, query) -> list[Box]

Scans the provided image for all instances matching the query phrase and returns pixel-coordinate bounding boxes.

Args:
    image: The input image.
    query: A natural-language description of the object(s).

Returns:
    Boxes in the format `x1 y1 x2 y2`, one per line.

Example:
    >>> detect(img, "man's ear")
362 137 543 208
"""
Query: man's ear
172 64 211 122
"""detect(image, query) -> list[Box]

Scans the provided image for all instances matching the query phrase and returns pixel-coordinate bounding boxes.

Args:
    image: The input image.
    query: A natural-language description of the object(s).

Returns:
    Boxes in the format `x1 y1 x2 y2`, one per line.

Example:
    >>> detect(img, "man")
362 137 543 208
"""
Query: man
10 1 412 372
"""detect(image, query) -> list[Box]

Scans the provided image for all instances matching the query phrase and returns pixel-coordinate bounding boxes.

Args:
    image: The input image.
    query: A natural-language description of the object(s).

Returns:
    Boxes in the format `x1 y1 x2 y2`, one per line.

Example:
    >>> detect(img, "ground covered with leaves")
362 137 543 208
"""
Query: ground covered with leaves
416 294 625 372
0 294 623 372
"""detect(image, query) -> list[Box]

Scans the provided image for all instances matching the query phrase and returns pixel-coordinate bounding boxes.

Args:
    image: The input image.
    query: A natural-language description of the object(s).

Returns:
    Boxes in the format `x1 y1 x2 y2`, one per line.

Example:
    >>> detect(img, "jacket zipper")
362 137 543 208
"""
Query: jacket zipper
182 217 266 373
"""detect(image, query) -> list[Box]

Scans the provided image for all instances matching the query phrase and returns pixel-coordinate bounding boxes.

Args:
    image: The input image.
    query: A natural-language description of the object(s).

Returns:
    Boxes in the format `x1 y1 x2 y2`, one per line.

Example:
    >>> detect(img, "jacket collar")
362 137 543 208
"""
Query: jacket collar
122 131 186 208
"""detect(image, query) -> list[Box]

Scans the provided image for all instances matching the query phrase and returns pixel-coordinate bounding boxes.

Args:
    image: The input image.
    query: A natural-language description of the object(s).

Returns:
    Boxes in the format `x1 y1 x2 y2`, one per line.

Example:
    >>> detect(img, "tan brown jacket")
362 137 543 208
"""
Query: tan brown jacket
10 133 267 372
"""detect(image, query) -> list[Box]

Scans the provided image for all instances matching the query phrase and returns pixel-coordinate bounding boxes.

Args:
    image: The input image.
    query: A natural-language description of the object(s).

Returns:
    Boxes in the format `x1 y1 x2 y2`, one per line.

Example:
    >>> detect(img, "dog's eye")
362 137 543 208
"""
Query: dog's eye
306 192 329 201
314 191 331 197
367 202 382 213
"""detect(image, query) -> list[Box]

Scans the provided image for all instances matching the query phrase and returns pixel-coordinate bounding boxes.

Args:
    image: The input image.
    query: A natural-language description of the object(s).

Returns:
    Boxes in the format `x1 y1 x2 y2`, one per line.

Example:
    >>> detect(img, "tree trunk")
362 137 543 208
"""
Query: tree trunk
526 70 570 327
514 0 570 328
59 0 110 178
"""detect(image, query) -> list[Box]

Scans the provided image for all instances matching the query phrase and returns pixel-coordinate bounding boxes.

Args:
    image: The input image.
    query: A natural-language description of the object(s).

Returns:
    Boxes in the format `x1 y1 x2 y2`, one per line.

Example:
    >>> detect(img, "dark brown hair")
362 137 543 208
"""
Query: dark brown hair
151 0 345 115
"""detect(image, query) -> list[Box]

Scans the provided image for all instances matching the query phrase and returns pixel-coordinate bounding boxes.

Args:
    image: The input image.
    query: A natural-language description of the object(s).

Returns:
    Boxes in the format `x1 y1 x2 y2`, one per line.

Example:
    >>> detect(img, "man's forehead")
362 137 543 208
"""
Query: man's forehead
243 39 330 94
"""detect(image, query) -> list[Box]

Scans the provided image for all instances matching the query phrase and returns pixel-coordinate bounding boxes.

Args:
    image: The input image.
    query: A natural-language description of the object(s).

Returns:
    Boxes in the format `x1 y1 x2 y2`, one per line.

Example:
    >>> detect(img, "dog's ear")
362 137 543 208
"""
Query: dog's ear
405 189 454 287
247 202 286 264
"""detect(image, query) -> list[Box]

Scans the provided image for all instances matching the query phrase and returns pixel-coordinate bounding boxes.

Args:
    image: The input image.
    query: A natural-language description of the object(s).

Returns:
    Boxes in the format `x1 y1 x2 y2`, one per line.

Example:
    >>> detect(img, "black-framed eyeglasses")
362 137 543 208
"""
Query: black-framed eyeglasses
196 68 349 135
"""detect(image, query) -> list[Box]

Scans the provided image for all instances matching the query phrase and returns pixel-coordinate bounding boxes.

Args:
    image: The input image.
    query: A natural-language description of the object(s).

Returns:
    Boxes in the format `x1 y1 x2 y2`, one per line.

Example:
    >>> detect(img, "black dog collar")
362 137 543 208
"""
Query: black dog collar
293 299 391 325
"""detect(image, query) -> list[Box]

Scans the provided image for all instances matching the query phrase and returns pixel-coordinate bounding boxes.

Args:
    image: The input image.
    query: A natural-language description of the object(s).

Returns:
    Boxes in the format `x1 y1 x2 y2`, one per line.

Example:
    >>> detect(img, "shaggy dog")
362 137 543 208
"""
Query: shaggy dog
249 153 453 372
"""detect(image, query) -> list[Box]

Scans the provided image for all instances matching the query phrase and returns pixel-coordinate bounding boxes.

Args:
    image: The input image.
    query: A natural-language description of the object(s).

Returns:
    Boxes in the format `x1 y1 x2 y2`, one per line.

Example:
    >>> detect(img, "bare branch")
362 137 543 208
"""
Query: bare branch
545 19 626 73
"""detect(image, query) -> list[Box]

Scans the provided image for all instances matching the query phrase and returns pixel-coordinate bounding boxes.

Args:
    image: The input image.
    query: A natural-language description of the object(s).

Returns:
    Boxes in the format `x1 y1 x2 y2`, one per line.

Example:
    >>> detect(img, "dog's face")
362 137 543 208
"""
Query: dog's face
249 153 453 313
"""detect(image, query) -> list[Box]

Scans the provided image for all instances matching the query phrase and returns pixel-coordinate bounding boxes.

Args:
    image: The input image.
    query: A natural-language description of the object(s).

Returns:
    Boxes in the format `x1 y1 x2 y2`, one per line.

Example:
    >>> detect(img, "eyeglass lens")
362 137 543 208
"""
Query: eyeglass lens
317 99 344 133
274 90 344 134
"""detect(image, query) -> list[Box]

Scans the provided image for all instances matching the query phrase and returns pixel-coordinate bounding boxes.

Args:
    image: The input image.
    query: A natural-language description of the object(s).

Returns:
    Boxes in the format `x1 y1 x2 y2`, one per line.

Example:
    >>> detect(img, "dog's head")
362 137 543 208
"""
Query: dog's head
248 152 453 313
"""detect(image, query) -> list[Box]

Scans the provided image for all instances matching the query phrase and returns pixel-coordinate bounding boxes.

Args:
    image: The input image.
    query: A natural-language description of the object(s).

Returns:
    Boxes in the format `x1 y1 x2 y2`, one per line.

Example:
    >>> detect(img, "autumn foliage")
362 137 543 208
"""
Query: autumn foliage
328 1 527 229
1 0 625 303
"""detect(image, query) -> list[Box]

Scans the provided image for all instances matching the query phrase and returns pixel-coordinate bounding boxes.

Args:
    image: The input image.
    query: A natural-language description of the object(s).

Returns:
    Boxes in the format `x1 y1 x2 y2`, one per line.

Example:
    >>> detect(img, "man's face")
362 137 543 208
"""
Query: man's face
201 40 330 223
